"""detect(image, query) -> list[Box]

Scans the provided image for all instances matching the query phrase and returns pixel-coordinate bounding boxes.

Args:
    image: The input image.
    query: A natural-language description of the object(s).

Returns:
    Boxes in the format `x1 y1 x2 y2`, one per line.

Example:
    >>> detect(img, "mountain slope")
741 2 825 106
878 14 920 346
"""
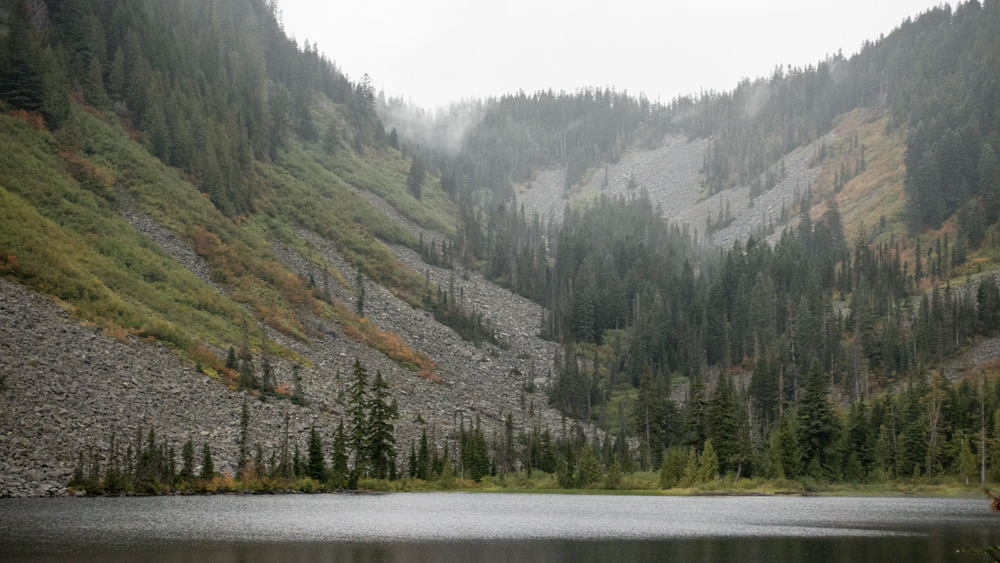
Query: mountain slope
0 0 577 496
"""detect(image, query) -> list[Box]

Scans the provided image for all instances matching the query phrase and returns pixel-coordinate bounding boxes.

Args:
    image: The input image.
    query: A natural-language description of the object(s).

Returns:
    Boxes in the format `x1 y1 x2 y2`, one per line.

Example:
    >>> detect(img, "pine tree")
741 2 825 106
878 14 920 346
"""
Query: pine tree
798 362 835 478
407 158 425 199
708 375 739 475
576 444 603 488
699 440 719 483
225 346 239 372
307 425 326 481
347 358 369 477
179 437 195 482
367 370 398 480
330 419 349 487
417 427 430 480
199 443 214 480
659 446 687 489
680 446 699 487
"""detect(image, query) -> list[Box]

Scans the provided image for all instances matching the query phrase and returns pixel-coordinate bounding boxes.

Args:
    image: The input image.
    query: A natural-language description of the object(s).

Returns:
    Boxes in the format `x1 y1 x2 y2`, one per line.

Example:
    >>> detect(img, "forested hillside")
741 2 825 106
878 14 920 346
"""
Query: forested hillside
5 0 1000 496
383 1 1000 484
0 0 573 496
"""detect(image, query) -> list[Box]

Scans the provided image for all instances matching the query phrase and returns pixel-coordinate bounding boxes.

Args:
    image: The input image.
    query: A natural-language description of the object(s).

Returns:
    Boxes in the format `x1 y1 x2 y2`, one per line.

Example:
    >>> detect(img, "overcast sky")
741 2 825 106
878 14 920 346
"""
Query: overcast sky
277 0 950 109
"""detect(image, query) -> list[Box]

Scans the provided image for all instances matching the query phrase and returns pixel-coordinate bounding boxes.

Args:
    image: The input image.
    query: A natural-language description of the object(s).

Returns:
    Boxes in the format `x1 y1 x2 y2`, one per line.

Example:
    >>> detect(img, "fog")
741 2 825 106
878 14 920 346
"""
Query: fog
277 0 948 110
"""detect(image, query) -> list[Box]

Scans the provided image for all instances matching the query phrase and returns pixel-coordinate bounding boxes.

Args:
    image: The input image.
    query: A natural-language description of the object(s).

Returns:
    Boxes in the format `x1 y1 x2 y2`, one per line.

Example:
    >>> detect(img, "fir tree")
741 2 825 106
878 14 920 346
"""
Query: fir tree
798 362 835 478
367 370 398 480
328 419 348 488
699 440 719 483
347 358 369 476
199 443 214 480
307 425 326 481
417 427 430 480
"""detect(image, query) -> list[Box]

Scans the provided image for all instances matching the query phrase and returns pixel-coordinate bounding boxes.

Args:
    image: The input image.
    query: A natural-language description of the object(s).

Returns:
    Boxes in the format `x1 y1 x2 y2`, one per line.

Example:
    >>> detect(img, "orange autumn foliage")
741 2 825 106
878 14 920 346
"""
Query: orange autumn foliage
333 302 437 379
0 254 19 273
190 343 223 371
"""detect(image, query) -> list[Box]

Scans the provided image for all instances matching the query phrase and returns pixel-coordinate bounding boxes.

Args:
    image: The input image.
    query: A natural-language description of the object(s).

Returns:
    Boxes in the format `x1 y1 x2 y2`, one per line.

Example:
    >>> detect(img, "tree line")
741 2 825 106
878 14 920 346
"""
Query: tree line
69 358 398 493
673 1 1000 241
0 0 388 217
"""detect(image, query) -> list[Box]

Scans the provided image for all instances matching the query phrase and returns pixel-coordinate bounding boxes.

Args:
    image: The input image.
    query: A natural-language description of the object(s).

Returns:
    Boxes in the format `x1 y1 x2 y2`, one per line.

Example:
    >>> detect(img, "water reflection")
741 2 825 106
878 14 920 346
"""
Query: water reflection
1 494 996 562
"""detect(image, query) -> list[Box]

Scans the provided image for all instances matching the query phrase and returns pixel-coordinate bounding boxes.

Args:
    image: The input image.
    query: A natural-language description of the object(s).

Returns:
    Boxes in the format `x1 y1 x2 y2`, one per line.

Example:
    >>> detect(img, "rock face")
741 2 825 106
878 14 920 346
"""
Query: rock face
517 135 708 225
678 134 831 248
0 278 323 497
0 179 582 496
518 133 829 247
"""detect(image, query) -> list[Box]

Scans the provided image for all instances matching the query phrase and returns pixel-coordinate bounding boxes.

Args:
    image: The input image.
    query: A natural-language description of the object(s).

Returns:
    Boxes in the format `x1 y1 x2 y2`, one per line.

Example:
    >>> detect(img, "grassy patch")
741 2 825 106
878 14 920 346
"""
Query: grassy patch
811 109 907 245
0 106 437 377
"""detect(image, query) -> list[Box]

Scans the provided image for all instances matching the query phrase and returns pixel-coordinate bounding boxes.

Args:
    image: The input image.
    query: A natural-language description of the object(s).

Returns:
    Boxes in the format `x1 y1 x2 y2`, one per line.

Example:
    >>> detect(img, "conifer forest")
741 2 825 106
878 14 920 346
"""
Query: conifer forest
3 0 1000 496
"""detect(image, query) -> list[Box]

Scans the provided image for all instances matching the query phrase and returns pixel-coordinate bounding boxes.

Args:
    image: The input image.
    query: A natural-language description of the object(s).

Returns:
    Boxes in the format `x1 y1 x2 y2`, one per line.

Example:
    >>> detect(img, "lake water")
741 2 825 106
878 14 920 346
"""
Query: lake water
1 493 998 562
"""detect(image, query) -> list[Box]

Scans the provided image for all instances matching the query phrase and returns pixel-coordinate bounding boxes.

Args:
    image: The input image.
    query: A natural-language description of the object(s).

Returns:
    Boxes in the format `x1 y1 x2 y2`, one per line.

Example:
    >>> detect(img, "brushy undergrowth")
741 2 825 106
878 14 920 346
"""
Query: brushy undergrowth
0 106 444 376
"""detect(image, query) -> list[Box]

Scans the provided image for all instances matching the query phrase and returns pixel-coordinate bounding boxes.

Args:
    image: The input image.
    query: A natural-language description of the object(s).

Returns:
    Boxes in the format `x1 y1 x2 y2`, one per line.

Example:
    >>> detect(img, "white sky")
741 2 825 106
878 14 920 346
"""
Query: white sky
277 0 950 109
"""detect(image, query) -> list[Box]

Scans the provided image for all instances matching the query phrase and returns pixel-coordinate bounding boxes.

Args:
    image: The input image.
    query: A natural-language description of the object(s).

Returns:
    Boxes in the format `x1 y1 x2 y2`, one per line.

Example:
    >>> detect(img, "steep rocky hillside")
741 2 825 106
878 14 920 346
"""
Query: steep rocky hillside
0 181 572 496
517 132 828 246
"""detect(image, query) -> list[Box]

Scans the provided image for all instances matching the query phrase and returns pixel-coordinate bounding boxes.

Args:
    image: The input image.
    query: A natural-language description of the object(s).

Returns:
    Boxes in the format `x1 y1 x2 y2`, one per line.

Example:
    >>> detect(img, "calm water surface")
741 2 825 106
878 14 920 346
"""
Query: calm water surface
1 493 998 562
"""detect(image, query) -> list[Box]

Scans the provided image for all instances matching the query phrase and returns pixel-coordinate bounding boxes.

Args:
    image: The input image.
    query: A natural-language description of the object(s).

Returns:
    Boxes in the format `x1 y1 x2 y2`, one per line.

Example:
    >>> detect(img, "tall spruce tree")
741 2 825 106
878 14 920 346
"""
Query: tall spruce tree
798 362 835 477
367 370 398 480
347 358 369 477
199 443 214 480
330 419 349 487
307 425 326 481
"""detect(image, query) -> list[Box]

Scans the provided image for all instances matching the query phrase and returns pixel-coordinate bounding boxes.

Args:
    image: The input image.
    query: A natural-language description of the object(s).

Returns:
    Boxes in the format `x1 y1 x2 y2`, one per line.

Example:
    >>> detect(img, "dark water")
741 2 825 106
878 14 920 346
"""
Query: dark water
1 493 998 562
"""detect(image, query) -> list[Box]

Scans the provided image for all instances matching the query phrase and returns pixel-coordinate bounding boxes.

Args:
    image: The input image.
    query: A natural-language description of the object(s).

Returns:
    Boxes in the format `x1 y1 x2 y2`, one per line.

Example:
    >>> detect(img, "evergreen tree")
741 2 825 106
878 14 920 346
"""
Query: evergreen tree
680 446 700 487
367 370 398 480
576 444 603 488
199 443 214 480
683 377 709 447
658 446 688 489
417 427 431 480
307 425 326 481
347 358 369 476
407 158 425 199
330 419 349 488
180 437 195 482
708 375 739 475
798 362 836 477
634 363 662 470
0 4 45 113
225 346 239 372
699 440 719 483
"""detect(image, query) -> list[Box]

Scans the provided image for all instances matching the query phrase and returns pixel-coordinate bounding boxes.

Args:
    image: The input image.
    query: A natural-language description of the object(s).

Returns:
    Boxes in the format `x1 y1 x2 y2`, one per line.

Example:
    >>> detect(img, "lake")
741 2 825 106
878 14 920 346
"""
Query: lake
1 493 997 562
